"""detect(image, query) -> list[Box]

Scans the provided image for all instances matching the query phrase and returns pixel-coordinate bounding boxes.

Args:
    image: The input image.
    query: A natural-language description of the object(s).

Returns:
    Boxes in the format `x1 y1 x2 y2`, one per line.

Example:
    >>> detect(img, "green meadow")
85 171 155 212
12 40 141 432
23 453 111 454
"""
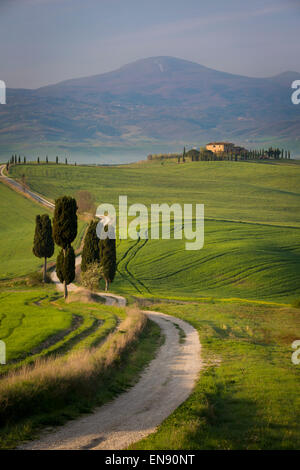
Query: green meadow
0 159 299 449
10 161 300 226
9 160 300 302
130 299 300 450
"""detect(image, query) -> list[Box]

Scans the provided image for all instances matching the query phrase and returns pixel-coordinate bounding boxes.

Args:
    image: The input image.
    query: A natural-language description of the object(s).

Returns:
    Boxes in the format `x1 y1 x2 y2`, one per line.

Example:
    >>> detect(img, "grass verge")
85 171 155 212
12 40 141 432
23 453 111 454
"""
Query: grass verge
0 311 162 449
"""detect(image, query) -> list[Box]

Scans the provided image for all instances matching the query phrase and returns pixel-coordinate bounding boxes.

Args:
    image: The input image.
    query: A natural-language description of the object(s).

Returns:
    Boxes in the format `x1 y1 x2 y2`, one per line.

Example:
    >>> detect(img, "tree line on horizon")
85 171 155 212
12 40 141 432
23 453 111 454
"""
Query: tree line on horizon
7 155 76 169
147 146 292 162
32 196 116 298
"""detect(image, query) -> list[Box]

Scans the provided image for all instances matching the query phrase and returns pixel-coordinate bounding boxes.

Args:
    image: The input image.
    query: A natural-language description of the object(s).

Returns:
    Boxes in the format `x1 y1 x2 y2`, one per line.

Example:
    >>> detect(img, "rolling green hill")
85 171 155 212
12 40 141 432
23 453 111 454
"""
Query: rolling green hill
9 160 300 302
0 182 86 280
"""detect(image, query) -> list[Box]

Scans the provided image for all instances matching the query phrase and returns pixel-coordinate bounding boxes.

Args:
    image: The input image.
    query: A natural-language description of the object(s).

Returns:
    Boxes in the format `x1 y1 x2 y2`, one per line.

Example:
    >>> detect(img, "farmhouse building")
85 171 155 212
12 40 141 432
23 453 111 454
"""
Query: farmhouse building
206 142 247 155
206 142 234 153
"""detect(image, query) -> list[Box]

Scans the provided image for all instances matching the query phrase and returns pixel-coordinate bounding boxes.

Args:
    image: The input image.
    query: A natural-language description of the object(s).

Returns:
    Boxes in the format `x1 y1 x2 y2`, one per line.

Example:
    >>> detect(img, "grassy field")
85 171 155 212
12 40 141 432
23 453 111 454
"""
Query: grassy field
0 308 162 450
115 219 300 302
129 299 300 450
1 161 299 450
0 183 86 280
9 161 300 303
0 285 123 375
9 160 300 226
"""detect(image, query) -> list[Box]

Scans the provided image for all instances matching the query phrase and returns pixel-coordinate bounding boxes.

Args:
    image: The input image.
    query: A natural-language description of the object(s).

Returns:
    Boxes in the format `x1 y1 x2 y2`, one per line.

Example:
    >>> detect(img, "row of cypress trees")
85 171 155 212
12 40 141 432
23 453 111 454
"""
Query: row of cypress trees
33 196 116 298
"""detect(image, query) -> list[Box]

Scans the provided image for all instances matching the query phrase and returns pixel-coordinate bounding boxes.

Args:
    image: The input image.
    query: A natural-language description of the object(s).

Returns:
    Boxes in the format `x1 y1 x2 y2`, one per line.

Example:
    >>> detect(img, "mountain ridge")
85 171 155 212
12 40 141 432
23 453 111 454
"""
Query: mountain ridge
1 56 300 161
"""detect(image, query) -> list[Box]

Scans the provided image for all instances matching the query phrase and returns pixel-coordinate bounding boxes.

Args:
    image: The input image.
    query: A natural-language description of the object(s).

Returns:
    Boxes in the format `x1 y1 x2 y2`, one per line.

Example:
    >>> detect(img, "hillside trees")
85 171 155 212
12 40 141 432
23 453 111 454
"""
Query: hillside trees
33 214 54 282
53 196 78 298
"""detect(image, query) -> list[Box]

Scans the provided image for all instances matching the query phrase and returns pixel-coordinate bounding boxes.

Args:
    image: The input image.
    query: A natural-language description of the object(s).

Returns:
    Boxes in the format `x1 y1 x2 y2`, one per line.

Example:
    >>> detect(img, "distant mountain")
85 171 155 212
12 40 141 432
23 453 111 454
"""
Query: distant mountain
1 56 300 161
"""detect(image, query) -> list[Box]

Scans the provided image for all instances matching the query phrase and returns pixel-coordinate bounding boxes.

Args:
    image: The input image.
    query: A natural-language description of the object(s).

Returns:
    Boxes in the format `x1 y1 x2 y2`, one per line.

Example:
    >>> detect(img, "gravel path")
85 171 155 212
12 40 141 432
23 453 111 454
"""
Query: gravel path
0 164 54 209
20 307 201 450
24 258 202 450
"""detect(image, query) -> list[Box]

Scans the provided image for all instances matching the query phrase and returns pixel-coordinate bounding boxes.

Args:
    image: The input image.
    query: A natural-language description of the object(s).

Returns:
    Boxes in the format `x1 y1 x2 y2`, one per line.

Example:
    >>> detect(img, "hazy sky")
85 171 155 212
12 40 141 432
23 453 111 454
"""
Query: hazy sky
1 0 300 88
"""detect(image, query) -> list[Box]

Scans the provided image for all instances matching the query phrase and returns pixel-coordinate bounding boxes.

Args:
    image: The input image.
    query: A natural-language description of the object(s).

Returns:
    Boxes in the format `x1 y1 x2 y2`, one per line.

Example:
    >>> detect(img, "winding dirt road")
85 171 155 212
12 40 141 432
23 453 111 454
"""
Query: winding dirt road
1 164 202 450
21 260 202 450
21 305 201 450
0 164 54 209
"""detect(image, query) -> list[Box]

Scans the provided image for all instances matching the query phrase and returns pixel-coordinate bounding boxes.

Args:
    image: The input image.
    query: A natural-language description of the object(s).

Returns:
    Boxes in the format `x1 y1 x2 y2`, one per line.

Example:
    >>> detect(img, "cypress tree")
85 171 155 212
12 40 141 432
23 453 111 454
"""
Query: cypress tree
56 249 65 286
53 196 78 298
53 196 77 249
99 227 116 291
33 214 54 282
56 156 58 164
81 220 100 272
56 246 75 291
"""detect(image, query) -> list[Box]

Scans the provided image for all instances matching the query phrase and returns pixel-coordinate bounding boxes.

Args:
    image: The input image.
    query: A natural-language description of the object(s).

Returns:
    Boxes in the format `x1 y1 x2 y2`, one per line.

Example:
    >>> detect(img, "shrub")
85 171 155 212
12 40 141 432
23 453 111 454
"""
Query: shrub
80 262 103 291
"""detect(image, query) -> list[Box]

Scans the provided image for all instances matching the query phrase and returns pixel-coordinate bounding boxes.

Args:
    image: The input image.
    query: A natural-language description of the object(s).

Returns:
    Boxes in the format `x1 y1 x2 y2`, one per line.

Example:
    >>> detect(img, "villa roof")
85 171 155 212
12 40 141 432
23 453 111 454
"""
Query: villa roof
206 142 234 146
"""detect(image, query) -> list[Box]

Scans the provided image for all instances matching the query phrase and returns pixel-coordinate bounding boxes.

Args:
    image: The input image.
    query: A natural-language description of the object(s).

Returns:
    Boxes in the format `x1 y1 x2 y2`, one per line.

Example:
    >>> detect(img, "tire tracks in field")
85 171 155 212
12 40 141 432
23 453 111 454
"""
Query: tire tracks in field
117 238 151 294
0 313 25 341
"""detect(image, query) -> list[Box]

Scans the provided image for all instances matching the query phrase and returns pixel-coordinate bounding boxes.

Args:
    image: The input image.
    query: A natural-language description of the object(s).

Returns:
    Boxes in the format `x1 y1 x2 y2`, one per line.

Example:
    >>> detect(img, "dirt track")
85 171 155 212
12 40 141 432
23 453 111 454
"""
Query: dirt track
20 305 201 450
23 262 202 450
0 164 54 209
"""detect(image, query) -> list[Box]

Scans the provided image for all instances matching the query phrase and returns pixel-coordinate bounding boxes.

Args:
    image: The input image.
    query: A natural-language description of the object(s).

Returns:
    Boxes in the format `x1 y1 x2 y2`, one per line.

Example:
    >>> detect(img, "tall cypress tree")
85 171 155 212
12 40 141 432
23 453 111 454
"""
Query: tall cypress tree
99 228 116 291
53 196 77 298
81 220 100 272
56 246 75 289
33 214 54 282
